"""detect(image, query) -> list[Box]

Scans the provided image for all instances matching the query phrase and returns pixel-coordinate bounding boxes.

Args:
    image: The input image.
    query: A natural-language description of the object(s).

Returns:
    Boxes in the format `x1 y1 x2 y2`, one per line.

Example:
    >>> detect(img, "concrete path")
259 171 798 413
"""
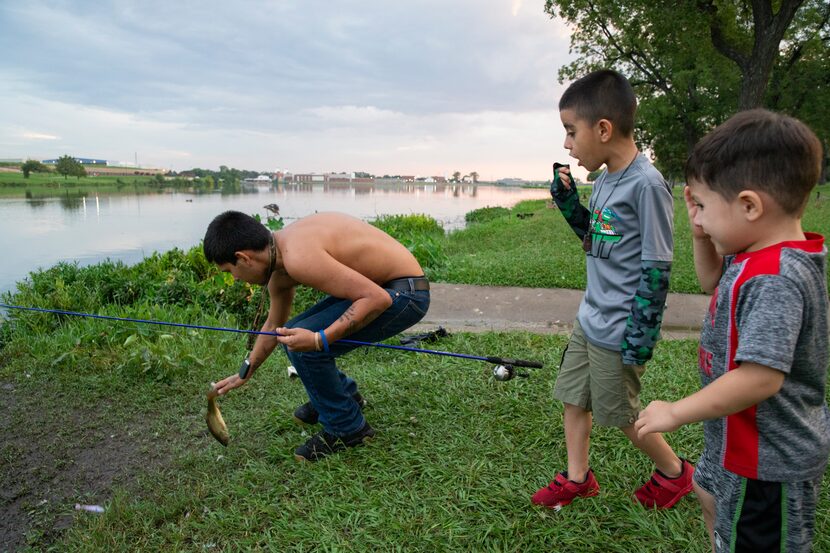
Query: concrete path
411 283 711 340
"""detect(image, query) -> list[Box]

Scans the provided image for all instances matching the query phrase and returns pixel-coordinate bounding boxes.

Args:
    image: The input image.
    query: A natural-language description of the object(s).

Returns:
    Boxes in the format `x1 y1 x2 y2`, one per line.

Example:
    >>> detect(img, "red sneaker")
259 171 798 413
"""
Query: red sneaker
634 458 694 509
531 470 600 511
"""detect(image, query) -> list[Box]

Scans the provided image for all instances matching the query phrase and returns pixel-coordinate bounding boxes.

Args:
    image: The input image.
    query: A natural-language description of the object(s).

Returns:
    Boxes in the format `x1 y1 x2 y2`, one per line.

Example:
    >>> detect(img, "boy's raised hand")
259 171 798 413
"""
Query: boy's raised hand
553 163 572 191
683 186 708 240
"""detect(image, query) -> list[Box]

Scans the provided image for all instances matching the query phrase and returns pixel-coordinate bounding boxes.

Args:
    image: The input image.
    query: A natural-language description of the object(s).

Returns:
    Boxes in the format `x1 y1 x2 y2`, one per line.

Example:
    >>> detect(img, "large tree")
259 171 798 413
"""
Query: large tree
55 155 80 180
545 0 829 179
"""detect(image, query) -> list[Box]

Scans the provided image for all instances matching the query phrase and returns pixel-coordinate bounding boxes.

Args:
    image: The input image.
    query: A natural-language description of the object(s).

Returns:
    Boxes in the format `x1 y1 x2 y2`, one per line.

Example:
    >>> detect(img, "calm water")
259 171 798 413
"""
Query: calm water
0 182 547 294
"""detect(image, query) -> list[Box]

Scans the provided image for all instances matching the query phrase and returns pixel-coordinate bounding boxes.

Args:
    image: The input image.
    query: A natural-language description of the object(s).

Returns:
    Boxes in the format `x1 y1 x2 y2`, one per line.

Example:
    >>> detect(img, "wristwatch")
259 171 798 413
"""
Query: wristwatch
238 358 252 379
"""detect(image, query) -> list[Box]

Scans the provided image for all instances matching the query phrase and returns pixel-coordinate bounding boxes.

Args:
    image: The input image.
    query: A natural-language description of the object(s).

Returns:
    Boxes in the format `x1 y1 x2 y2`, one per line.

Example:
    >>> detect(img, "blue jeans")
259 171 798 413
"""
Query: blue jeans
283 287 430 436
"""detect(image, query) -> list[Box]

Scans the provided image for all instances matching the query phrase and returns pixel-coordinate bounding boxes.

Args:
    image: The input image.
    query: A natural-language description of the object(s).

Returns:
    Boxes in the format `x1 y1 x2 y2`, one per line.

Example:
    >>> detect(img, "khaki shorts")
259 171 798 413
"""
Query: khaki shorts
553 320 645 427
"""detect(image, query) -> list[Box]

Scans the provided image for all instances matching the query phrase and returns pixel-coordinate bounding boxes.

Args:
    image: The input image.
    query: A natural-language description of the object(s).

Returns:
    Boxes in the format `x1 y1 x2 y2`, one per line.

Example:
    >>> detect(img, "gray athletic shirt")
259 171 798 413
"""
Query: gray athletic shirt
578 154 673 351
699 235 830 481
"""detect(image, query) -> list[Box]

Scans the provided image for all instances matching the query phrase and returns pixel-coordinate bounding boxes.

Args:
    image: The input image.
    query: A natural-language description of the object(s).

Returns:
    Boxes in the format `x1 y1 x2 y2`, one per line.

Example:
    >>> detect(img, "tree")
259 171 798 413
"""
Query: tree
55 155 80 180
72 163 87 180
545 0 827 178
451 171 461 183
21 159 47 178
469 171 479 183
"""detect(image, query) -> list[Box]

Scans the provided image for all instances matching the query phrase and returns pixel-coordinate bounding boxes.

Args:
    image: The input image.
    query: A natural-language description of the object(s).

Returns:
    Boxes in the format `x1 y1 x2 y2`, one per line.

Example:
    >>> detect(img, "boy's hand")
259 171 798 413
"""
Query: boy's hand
634 400 682 438
553 163 572 191
683 186 709 240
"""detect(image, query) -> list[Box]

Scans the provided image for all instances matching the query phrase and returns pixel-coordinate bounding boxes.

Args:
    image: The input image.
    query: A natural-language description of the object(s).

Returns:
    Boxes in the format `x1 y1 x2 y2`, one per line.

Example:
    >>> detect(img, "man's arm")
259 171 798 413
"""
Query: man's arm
550 164 590 240
246 283 295 375
274 248 392 352
620 260 671 366
214 282 294 394
635 362 785 437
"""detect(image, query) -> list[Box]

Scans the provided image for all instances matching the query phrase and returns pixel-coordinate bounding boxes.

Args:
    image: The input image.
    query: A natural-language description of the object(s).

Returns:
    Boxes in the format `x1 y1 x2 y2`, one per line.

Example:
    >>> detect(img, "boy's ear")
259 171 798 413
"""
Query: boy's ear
737 190 764 222
596 118 613 143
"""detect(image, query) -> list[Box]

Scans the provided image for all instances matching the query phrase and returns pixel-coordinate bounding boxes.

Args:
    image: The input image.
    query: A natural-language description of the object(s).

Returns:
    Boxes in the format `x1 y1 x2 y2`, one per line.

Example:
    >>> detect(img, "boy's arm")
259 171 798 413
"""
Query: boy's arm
550 164 590 240
620 260 670 365
684 186 722 293
621 180 674 366
634 362 785 437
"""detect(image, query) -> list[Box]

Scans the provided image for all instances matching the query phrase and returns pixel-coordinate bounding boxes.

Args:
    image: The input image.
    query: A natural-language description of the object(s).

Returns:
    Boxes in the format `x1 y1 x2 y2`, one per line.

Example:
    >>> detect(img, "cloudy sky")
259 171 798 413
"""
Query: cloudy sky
0 1 576 181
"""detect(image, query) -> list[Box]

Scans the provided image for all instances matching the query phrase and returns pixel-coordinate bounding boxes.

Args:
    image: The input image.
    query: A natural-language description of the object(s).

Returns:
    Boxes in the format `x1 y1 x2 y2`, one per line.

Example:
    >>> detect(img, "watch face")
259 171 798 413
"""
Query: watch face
239 359 251 379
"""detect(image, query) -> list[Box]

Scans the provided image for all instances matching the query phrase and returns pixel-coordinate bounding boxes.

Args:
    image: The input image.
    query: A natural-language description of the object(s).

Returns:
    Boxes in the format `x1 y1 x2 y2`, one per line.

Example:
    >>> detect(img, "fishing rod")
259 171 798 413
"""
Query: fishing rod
0 303 544 372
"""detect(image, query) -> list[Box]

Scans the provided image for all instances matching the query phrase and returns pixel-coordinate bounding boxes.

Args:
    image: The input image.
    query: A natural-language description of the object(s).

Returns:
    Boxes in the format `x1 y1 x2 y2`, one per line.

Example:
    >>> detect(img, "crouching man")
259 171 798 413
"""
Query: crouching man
204 211 430 461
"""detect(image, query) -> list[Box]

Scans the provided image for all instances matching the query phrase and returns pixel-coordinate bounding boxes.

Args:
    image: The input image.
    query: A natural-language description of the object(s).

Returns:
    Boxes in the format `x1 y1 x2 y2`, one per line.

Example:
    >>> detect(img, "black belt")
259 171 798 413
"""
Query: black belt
384 276 430 292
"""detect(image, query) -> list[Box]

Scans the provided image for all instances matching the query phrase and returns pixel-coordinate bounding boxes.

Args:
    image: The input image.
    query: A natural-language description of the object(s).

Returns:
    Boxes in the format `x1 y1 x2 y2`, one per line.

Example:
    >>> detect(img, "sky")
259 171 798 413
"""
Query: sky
0 1 578 181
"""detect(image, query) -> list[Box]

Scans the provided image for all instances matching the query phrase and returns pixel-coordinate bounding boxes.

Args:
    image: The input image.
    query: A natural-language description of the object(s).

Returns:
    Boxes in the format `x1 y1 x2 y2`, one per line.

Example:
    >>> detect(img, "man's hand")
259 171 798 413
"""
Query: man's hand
634 400 682 439
214 373 246 396
275 327 319 352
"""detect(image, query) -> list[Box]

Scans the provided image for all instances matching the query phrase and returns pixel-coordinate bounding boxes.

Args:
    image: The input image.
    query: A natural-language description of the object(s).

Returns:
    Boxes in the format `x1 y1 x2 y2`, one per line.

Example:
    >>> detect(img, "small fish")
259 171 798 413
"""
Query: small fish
206 383 229 446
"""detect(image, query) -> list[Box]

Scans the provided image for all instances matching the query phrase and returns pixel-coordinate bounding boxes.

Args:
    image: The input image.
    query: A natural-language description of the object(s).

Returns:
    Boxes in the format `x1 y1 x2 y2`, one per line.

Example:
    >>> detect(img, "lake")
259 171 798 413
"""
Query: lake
0 182 548 294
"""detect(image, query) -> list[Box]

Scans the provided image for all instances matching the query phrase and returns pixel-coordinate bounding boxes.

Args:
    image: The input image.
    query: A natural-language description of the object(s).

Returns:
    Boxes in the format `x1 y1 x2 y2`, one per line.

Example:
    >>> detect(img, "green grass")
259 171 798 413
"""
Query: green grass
0 171 181 198
2 191 829 551
434 187 830 293
3 321 828 551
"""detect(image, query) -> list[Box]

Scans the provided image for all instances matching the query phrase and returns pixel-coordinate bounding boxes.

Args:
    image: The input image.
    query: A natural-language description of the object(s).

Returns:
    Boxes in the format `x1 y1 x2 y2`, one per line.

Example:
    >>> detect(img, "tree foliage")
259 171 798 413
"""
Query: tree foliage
21 159 48 178
55 155 80 180
545 0 829 179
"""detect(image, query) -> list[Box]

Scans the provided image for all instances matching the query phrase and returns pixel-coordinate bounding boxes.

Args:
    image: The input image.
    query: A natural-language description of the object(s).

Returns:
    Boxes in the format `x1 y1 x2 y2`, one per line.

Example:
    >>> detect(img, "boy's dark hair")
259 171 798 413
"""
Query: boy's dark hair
559 69 637 137
203 210 270 265
686 109 822 215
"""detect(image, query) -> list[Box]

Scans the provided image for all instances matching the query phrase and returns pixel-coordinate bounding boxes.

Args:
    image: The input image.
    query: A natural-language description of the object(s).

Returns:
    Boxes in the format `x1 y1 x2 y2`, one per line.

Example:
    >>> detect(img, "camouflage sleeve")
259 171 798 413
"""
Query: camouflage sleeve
620 260 671 365
550 168 590 240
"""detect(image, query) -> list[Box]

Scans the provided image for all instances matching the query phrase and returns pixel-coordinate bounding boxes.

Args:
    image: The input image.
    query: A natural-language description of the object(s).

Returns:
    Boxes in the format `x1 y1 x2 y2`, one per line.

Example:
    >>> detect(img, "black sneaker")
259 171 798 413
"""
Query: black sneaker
294 422 375 462
293 392 366 425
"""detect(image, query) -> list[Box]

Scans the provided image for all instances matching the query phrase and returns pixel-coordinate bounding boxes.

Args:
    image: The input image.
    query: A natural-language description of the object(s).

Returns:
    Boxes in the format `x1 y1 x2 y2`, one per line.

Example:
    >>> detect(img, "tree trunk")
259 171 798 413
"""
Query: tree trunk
701 0 805 110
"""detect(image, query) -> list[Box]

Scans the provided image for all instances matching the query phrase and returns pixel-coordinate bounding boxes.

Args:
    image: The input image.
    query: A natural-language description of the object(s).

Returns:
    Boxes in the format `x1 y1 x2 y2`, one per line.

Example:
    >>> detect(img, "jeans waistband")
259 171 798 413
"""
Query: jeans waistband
383 276 430 292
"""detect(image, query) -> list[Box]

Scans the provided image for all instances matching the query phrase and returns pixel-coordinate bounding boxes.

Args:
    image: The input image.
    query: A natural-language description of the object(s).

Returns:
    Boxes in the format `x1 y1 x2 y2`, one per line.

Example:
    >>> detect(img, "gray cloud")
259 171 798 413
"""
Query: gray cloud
0 0 575 178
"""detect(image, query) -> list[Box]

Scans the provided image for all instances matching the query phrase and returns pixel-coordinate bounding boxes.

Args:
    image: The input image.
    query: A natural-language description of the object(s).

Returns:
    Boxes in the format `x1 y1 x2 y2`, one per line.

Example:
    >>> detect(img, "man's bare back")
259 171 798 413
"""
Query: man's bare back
276 212 423 290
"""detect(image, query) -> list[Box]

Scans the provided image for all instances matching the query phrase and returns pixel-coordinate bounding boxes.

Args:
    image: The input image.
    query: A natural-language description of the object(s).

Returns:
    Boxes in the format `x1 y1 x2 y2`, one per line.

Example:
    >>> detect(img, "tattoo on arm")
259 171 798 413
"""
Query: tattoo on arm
338 305 359 334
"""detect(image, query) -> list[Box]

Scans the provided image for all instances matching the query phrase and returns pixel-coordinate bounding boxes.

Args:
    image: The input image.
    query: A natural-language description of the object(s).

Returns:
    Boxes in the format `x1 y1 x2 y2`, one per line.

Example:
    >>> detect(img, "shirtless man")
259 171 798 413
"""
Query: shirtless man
203 210 430 461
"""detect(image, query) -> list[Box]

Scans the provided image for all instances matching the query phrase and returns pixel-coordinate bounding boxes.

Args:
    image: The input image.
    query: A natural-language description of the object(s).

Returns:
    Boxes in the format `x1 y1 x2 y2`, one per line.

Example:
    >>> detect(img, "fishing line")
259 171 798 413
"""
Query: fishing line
0 303 544 368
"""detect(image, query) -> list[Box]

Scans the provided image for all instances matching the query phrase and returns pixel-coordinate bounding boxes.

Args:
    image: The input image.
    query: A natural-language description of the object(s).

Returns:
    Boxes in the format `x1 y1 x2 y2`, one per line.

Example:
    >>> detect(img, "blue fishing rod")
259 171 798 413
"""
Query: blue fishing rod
0 303 544 371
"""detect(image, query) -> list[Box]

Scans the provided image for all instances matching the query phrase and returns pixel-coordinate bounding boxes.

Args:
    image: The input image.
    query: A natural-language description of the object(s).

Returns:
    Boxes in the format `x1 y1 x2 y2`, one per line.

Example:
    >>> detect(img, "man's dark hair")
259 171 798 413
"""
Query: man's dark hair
203 210 270 265
559 69 637 137
685 109 822 215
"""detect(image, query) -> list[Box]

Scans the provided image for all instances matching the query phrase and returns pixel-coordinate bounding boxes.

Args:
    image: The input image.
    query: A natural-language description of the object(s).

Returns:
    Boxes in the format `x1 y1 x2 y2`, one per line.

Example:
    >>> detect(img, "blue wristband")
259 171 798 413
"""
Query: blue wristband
318 330 329 352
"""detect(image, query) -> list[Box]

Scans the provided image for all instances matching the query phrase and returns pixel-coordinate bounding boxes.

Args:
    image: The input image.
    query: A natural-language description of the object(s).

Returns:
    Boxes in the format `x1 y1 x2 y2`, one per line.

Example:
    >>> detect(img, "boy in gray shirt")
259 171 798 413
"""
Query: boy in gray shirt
532 70 693 511
636 109 828 552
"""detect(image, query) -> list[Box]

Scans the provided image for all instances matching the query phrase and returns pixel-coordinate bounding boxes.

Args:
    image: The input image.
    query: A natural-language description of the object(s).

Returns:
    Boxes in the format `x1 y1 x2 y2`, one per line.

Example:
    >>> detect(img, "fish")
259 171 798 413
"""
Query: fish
206 382 229 446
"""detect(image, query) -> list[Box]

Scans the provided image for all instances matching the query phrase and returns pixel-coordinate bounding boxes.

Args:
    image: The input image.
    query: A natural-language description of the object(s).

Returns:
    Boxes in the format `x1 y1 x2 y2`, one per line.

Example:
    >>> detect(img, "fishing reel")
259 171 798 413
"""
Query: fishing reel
492 364 529 381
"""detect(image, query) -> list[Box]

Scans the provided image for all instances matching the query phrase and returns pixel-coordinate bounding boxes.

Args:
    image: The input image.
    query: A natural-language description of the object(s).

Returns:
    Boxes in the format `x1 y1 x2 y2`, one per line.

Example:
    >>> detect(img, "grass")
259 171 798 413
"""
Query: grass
0 313 711 551
2 191 829 551
435 186 830 293
3 321 828 551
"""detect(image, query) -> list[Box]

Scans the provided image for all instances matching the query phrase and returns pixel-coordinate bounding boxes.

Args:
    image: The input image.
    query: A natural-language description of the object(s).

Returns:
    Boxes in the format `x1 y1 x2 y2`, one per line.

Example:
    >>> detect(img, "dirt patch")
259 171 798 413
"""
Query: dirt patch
0 378 174 552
